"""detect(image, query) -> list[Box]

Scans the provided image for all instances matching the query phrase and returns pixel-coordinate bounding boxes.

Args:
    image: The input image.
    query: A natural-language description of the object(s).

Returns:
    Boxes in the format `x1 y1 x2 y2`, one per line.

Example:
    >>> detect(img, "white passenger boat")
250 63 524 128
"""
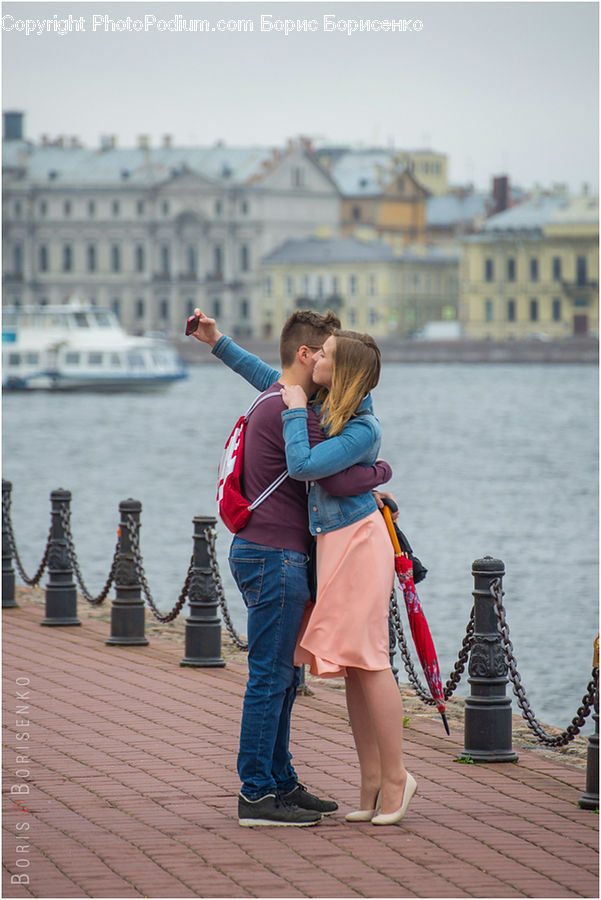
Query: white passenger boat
2 302 187 391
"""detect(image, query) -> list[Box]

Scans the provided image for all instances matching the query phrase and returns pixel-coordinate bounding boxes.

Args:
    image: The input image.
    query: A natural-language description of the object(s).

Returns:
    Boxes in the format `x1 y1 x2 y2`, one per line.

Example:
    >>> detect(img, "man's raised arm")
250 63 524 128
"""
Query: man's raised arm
189 309 280 392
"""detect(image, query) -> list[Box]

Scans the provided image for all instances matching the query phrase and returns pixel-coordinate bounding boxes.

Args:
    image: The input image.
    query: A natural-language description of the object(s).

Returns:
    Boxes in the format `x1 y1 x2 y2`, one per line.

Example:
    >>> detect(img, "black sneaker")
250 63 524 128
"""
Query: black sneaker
281 783 338 815
238 792 322 827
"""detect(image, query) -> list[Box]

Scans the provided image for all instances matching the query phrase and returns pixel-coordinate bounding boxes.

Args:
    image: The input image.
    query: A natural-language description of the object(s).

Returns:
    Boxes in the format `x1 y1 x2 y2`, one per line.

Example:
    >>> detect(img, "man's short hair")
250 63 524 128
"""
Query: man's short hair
279 309 341 367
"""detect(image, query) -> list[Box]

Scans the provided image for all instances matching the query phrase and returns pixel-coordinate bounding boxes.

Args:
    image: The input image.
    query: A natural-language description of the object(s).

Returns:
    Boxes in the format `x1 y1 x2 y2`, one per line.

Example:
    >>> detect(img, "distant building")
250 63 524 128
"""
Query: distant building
260 236 398 337
396 245 460 336
392 149 448 196
425 175 529 245
259 236 459 338
426 190 491 244
315 148 430 248
460 192 599 339
316 146 448 195
2 112 340 338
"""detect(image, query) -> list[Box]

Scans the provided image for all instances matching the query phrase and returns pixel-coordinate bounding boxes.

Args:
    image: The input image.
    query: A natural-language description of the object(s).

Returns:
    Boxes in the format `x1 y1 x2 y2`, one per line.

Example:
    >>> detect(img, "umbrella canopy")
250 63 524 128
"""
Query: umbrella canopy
382 504 450 735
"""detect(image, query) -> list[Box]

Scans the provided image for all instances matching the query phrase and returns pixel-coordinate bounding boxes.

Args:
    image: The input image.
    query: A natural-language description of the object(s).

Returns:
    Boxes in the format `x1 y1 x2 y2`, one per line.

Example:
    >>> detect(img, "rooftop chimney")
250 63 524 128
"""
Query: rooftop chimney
3 110 24 141
491 175 510 215
138 135 150 150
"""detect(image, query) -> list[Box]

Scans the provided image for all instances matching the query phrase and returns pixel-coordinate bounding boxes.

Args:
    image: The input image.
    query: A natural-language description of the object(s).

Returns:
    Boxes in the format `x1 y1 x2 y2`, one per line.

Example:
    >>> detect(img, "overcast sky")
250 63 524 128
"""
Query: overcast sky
2 0 599 192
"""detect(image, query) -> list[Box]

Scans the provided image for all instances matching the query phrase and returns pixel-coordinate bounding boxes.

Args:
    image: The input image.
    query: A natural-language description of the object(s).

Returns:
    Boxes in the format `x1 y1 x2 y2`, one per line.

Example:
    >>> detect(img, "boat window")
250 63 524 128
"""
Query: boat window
25 353 39 365
94 312 112 327
8 354 21 366
127 352 146 368
151 350 170 366
44 314 65 328
73 313 89 328
88 353 103 365
110 353 123 367
3 312 17 328
65 352 80 365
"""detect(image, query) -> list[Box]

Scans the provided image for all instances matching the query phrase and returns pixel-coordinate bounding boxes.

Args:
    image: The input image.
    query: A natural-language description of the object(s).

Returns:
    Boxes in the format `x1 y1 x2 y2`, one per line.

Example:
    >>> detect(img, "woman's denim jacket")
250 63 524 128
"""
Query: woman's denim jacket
213 336 381 536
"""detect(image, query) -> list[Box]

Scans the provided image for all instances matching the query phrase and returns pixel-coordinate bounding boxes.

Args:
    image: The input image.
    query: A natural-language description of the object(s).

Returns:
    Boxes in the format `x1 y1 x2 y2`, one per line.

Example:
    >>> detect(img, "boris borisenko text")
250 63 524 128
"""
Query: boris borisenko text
10 677 32 886
261 15 424 35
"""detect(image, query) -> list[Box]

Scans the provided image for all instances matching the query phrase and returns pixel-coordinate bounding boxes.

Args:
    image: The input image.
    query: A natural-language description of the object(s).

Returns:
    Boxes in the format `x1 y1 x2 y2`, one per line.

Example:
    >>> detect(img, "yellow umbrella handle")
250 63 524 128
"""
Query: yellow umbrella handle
381 504 403 556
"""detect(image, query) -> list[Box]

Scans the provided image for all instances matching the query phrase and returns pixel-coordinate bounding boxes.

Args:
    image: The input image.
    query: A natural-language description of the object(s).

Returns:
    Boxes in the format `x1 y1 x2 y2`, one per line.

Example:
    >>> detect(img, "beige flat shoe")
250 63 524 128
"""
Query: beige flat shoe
345 790 381 822
371 774 417 826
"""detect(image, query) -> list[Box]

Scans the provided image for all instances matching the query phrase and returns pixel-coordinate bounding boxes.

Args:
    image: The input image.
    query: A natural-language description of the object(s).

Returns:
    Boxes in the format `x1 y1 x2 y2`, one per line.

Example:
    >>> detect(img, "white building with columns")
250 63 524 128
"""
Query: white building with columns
2 112 340 338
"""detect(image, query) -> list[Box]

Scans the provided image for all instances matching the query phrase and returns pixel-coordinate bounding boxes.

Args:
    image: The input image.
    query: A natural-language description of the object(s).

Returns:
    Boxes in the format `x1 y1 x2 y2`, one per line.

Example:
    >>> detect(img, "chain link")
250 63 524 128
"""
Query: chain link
124 514 192 623
59 505 118 606
490 578 598 746
389 590 475 703
443 606 476 700
2 489 51 586
205 526 248 650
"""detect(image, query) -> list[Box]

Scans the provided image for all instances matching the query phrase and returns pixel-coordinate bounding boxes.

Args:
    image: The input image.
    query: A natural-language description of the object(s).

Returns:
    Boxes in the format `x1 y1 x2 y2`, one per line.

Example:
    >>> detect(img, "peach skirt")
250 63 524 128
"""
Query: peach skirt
294 510 395 677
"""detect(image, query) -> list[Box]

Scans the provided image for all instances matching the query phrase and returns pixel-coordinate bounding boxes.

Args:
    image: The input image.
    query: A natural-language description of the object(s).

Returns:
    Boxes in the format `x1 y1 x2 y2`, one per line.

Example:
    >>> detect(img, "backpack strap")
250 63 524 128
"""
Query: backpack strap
248 469 289 510
245 390 289 510
244 390 282 420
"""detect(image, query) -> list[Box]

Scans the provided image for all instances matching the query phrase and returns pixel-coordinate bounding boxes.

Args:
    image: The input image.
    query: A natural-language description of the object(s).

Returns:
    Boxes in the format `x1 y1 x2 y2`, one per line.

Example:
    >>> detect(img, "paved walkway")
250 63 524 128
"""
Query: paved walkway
2 598 598 899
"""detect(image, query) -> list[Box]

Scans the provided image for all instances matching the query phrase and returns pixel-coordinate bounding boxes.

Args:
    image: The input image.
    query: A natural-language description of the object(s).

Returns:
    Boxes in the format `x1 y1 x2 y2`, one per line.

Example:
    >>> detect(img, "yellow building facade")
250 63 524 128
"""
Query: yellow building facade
393 150 448 196
461 196 599 339
259 238 459 339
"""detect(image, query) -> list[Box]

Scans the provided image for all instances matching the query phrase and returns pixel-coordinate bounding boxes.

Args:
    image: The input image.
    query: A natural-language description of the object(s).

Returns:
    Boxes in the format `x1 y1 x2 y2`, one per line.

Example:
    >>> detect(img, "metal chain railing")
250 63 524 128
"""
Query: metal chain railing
391 582 596 747
59 505 119 606
124 513 192 624
7 485 596 742
489 578 598 746
389 590 475 704
205 525 248 650
2 489 51 586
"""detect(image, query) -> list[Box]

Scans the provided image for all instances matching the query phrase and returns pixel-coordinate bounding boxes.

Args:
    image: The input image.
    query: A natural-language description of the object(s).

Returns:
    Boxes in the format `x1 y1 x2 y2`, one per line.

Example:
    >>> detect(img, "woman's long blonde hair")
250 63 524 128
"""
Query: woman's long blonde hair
317 330 381 436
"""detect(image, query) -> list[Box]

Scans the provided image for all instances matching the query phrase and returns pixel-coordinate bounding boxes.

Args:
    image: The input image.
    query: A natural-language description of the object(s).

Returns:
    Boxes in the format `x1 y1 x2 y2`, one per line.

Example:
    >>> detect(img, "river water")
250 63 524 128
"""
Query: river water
3 361 598 733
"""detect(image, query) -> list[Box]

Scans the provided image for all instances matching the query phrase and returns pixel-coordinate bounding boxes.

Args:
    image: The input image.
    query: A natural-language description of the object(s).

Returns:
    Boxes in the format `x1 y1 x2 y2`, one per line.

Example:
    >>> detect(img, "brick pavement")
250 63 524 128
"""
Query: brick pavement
2 599 598 899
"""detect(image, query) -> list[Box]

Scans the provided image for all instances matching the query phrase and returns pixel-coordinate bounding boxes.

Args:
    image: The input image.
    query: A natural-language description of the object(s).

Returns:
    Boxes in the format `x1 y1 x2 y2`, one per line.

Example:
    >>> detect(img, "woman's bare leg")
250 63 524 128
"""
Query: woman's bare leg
345 668 381 809
351 667 407 814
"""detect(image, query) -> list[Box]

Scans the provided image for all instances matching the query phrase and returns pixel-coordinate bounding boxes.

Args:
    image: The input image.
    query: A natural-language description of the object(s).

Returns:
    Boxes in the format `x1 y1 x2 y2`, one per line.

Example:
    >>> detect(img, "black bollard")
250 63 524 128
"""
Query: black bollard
461 556 518 762
41 489 81 626
180 516 225 667
296 663 311 696
2 480 17 608
106 499 148 646
578 636 599 810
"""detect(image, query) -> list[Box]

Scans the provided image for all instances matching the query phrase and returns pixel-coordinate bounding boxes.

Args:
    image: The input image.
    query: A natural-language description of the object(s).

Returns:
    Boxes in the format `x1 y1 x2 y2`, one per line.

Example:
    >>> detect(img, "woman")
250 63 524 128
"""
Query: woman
280 330 417 826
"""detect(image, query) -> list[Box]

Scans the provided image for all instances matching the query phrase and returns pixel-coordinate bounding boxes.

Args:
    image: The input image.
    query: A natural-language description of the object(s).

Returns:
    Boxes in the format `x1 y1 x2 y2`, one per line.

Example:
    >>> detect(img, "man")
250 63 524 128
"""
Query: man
191 309 392 826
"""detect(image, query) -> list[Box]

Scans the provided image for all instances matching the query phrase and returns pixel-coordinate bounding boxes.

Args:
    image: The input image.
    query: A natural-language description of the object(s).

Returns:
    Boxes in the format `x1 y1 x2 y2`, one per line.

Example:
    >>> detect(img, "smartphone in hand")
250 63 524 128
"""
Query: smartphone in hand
185 315 199 336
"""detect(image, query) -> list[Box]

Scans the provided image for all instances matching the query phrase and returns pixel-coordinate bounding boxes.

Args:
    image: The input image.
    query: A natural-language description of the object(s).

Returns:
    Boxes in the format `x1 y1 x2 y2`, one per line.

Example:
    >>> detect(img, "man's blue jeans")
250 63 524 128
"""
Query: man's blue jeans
229 537 311 800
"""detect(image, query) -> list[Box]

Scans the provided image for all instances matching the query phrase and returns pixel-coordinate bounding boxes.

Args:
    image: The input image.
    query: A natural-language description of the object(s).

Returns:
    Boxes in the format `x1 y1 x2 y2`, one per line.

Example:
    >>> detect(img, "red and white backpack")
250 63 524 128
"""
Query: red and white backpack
217 392 288 533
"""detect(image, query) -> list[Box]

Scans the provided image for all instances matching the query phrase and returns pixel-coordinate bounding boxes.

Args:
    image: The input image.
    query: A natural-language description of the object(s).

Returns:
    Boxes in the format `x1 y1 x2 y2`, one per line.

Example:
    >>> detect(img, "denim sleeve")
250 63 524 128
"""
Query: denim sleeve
212 335 280 392
282 408 380 480
305 407 391 495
